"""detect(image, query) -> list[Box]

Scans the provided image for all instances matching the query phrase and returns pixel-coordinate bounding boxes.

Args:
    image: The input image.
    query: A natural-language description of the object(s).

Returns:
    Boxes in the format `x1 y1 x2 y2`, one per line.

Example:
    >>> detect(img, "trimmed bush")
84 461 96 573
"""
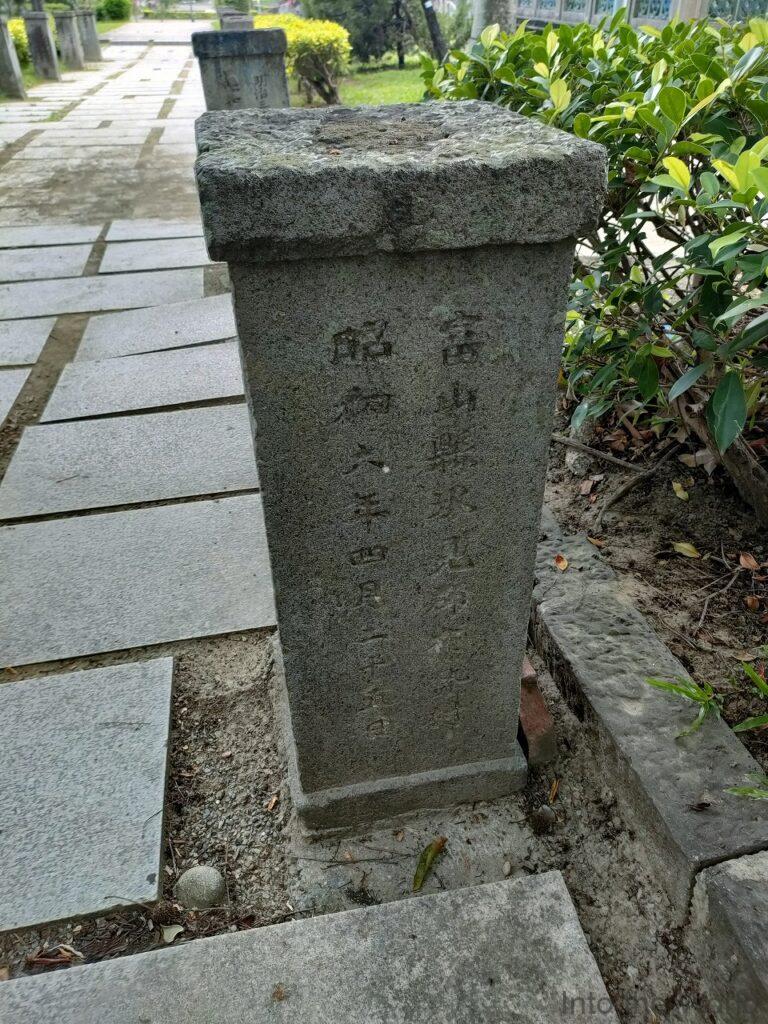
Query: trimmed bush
97 0 131 21
8 18 29 65
252 13 351 104
422 14 768 521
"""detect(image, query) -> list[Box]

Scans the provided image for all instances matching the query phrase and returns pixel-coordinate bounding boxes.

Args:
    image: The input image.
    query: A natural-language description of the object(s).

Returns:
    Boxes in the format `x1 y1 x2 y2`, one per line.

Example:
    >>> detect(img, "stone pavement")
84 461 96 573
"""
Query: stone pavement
0 25 274 937
0 874 619 1023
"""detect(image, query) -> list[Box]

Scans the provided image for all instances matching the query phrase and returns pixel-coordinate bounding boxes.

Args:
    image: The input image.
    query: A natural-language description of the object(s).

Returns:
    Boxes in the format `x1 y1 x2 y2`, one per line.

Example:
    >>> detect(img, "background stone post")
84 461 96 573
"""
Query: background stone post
75 9 103 63
53 10 85 71
220 15 253 30
0 17 26 99
195 102 606 829
192 29 289 111
22 11 60 82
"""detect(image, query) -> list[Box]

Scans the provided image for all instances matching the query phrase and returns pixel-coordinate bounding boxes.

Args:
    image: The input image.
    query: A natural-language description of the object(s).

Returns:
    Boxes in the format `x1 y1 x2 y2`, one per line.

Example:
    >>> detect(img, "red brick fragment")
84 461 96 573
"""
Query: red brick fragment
519 659 556 766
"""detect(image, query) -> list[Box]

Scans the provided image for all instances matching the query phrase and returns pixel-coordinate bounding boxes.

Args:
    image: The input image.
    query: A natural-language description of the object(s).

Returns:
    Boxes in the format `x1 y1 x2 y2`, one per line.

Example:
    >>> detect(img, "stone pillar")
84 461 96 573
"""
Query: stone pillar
22 12 60 82
54 11 85 71
0 17 26 100
195 102 606 830
75 9 103 63
192 30 289 111
221 15 254 30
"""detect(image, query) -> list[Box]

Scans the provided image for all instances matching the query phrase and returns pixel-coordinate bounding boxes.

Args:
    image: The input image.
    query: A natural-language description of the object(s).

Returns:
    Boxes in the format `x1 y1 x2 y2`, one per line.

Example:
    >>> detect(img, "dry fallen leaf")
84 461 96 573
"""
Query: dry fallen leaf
0 967 9 982
745 595 760 612
678 449 718 475
671 480 689 501
266 794 279 812
393 830 405 842
587 536 605 548
413 836 447 892
740 552 760 571
579 479 594 496
161 925 184 945
673 542 700 559
549 778 560 804
272 984 287 1002
554 554 569 572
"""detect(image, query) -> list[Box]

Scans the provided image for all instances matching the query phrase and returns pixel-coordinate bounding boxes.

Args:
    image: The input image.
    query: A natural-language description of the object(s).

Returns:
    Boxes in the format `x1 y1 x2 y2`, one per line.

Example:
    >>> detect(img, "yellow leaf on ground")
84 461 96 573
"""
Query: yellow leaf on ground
673 542 700 558
413 836 447 892
672 480 689 501
554 554 569 571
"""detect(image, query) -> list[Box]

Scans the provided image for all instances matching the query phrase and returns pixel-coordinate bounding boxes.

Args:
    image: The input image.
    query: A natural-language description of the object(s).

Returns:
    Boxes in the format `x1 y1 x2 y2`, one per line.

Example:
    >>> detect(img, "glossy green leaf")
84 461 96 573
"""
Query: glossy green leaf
668 362 709 401
658 85 686 124
706 373 747 452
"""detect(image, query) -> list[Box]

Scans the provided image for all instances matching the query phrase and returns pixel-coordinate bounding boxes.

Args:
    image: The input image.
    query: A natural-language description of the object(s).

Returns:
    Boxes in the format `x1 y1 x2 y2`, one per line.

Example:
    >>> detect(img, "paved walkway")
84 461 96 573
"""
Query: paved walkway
0 24 274 937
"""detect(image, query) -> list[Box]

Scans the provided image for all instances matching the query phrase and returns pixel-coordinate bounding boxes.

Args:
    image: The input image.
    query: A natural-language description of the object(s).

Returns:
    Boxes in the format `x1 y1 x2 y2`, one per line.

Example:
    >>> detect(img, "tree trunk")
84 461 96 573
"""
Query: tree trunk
393 0 406 67
419 0 447 60
675 396 768 526
469 0 515 44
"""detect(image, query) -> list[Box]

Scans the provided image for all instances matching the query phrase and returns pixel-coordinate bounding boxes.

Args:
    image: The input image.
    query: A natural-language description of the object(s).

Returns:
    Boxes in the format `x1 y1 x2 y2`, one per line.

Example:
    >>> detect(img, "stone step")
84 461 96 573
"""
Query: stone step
0 872 618 1023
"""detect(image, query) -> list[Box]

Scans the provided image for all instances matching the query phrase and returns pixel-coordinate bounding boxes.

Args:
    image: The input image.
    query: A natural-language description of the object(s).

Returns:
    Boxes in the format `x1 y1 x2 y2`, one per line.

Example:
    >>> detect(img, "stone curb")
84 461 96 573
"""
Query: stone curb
688 850 768 1024
530 507 768 922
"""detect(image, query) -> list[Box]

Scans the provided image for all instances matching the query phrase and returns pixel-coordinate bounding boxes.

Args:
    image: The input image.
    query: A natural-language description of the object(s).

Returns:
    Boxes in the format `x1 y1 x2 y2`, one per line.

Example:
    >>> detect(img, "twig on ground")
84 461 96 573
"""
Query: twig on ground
696 569 741 632
595 443 684 529
551 434 646 473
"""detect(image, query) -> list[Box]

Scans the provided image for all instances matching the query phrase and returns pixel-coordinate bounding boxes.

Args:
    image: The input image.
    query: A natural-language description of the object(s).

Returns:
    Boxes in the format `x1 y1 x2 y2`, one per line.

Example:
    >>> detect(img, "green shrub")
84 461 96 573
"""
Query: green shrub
253 13 351 104
303 0 398 62
97 0 131 21
8 17 28 65
422 13 768 521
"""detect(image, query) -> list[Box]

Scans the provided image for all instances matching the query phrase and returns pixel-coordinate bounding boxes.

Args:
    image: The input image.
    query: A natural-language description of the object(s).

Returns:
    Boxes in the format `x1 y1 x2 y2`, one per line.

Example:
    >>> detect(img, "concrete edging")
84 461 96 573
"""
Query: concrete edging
530 507 768 1015
530 507 768 922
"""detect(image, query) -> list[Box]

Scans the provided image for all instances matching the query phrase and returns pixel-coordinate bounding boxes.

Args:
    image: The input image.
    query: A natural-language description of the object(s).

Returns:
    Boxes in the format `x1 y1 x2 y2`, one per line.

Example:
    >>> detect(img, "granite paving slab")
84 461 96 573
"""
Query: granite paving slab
0 493 275 666
0 317 55 366
25 133 149 147
77 292 235 360
0 404 257 518
8 147 143 161
42 342 243 420
0 225 101 248
0 873 618 1022
0 659 172 933
100 237 212 274
0 268 204 319
105 218 203 241
0 244 92 283
0 368 30 426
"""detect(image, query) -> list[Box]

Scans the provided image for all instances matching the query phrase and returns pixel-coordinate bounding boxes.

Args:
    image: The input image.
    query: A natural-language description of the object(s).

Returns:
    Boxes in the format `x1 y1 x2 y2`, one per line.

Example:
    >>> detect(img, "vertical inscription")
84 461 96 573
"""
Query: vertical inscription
330 322 395 740
427 312 482 743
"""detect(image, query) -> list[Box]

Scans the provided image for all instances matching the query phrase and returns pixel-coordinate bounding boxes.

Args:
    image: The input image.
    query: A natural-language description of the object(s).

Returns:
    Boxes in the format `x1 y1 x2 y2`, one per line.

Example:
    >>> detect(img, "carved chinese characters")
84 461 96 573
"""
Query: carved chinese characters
195 102 607 827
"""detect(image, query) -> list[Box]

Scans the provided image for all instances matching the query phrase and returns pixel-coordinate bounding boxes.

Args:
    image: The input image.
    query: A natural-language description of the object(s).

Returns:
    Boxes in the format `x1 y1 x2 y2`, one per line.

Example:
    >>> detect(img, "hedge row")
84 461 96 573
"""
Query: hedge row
252 12 351 104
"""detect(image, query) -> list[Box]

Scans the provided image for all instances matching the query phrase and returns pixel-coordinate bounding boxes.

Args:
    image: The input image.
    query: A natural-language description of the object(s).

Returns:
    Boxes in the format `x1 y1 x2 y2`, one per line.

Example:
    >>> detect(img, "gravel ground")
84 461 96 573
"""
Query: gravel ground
0 634 716 1023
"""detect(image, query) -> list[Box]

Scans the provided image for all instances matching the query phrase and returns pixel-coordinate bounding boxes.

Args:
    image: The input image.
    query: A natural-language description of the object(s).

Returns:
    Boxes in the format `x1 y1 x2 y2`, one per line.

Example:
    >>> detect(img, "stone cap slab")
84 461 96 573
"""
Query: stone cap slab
191 27 286 59
195 101 607 262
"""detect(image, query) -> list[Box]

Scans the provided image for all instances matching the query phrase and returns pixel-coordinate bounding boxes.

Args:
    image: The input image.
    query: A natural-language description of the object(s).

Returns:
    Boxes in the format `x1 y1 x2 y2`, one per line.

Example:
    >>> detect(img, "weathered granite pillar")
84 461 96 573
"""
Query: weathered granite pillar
195 102 606 829
22 11 60 82
0 17 26 100
220 14 253 30
54 10 85 70
75 9 102 63
192 29 289 111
